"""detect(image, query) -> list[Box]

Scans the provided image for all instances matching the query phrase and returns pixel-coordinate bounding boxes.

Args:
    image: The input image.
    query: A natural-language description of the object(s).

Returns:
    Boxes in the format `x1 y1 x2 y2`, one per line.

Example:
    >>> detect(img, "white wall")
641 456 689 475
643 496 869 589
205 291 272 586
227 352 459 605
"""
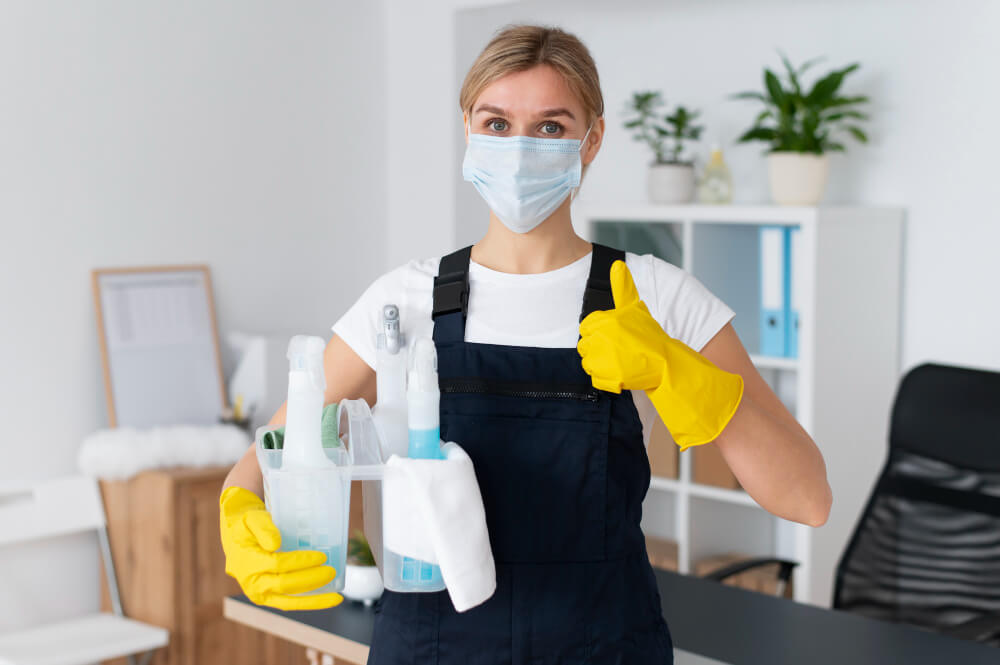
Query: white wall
0 0 385 630
384 0 505 268
452 0 1000 374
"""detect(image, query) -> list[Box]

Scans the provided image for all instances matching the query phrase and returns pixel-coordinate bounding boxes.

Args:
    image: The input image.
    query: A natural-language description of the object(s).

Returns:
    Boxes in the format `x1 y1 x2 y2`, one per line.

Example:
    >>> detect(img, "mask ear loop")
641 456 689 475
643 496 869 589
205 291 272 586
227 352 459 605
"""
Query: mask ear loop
570 121 595 204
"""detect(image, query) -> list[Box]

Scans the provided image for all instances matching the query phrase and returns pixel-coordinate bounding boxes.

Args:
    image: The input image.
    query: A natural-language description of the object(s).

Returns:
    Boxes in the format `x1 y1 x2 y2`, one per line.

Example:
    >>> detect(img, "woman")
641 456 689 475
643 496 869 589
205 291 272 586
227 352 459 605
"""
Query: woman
220 24 831 664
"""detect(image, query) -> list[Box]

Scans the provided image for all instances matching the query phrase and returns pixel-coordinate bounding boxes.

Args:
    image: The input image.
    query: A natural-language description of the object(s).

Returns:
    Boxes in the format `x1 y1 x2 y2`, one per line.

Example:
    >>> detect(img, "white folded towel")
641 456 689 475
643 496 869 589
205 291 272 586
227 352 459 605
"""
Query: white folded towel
382 441 496 613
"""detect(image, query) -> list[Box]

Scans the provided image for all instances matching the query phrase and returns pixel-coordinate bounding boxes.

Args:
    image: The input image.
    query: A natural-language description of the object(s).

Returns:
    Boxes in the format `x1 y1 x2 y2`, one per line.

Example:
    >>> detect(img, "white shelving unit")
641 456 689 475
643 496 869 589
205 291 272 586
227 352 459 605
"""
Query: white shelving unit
574 204 904 607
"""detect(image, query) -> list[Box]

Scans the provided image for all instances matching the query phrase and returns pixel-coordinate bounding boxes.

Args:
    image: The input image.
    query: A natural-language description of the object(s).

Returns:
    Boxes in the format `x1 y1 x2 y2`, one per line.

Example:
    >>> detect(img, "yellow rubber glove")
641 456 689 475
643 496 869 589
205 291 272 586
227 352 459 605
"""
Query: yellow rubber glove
577 260 745 451
219 486 344 610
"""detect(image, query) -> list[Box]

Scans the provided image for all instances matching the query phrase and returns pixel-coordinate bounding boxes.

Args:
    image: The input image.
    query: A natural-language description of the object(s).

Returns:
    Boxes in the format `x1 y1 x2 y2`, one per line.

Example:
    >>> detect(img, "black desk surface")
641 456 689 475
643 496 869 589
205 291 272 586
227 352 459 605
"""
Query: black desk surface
230 568 999 664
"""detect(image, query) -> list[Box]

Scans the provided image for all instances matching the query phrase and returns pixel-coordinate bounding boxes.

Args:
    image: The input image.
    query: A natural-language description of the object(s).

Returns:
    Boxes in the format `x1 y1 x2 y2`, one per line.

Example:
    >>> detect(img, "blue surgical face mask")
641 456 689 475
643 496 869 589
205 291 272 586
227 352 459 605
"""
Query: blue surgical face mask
462 122 594 234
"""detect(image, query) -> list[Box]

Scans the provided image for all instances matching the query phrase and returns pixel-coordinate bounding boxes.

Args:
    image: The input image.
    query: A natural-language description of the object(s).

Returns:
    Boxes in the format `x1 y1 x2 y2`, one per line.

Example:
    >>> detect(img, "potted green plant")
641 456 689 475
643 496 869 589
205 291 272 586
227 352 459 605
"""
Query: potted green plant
624 91 703 203
342 529 383 606
731 53 870 205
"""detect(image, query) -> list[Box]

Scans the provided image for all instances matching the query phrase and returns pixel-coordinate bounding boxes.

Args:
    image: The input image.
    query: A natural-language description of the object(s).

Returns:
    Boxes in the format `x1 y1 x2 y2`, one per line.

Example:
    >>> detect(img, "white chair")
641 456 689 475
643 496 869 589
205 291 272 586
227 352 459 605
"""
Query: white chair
0 476 168 665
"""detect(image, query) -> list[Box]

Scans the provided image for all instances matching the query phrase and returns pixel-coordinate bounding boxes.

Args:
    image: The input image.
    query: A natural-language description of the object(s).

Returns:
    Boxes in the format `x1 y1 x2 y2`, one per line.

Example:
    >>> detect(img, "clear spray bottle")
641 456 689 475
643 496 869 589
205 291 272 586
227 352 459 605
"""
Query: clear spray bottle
374 305 409 460
400 337 445 587
270 335 347 595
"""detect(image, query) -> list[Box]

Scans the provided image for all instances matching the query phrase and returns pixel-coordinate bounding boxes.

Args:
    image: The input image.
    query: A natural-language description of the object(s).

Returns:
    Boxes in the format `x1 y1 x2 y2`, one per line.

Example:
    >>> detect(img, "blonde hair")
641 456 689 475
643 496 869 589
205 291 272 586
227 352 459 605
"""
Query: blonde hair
459 24 605 129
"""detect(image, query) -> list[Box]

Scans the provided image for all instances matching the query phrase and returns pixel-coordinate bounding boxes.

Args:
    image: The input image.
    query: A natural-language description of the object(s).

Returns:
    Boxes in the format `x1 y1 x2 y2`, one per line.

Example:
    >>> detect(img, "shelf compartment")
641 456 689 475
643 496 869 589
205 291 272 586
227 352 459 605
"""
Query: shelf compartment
690 222 802 359
750 354 799 371
688 495 775 567
590 220 683 268
688 481 758 507
648 475 760 508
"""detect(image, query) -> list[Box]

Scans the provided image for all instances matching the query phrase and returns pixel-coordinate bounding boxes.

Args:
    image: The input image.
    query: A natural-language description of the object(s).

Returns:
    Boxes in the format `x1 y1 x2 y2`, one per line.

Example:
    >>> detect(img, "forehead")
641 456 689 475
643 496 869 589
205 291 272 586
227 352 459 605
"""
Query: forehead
473 65 582 117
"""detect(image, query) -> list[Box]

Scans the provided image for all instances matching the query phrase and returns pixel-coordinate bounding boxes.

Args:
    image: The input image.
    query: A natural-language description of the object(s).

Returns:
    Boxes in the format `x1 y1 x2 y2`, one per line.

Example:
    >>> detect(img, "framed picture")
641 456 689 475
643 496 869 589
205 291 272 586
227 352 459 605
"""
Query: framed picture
91 264 228 428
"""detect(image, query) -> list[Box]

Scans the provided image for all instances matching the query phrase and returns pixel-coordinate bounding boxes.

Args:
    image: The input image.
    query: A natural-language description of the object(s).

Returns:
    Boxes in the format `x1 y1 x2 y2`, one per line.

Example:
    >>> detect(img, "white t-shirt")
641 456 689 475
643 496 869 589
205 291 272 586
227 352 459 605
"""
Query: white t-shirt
331 249 735 448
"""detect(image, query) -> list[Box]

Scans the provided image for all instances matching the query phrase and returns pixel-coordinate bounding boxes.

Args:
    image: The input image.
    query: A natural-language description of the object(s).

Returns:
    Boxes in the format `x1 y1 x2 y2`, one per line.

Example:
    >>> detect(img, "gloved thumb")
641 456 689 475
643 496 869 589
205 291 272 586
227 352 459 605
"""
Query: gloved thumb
609 260 640 309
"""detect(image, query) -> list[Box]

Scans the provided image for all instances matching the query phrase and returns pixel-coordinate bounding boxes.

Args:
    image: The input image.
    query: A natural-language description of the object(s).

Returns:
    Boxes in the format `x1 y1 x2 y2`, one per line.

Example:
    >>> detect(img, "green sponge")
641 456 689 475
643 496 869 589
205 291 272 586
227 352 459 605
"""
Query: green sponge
259 402 341 450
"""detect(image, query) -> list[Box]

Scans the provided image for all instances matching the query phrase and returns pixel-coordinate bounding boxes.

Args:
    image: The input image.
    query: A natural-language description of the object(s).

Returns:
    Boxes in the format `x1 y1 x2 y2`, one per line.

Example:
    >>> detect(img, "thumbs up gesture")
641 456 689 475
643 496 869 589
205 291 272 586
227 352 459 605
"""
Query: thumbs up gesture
577 260 745 450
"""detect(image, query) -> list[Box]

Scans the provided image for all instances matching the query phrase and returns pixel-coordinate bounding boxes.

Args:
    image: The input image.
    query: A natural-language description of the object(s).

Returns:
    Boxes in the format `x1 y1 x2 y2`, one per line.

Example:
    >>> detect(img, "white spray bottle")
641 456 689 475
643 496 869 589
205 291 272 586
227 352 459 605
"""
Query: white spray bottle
265 335 347 595
281 335 336 471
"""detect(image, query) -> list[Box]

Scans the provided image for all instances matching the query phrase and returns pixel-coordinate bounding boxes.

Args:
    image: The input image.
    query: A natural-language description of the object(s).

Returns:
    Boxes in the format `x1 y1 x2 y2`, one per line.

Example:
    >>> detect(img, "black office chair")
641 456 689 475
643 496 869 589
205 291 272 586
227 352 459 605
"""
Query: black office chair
702 362 1000 647
833 362 1000 647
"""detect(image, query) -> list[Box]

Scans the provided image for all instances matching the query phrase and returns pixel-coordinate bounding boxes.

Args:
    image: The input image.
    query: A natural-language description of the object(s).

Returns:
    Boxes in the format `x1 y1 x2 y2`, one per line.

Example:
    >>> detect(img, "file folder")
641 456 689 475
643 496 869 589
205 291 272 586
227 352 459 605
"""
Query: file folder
759 226 788 357
787 226 801 358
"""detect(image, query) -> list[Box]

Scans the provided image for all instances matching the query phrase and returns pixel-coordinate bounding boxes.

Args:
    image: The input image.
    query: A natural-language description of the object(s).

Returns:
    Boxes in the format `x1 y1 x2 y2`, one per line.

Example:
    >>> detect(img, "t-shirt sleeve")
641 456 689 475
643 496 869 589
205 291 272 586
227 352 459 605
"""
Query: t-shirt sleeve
645 254 735 352
331 265 408 371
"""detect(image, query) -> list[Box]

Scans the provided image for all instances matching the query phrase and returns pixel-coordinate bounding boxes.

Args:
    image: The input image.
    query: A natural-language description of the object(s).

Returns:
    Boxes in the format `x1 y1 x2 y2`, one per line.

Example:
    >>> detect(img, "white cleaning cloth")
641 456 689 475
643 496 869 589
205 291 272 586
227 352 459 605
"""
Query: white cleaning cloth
382 441 496 613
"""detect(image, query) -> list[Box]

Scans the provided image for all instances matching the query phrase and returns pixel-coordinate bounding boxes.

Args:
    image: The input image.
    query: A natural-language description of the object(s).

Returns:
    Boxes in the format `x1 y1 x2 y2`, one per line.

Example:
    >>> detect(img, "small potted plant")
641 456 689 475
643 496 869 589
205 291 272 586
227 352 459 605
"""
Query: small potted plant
341 529 383 606
624 91 703 203
731 53 870 205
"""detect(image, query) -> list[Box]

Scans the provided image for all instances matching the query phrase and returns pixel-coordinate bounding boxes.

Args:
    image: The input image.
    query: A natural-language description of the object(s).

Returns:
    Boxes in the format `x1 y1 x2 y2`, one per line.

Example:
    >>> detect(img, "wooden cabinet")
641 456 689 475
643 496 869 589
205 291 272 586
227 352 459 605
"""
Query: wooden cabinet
98 466 308 665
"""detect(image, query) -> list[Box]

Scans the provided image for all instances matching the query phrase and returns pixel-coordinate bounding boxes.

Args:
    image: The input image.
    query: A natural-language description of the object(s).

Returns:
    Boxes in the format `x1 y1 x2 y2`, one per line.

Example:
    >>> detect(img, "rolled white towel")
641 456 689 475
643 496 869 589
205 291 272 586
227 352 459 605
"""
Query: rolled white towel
78 424 250 480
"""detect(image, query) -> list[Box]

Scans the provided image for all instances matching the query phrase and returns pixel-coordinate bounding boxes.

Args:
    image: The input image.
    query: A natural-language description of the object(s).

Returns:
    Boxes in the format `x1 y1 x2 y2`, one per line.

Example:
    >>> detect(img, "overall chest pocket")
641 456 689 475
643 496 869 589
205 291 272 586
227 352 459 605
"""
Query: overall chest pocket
439 378 610 564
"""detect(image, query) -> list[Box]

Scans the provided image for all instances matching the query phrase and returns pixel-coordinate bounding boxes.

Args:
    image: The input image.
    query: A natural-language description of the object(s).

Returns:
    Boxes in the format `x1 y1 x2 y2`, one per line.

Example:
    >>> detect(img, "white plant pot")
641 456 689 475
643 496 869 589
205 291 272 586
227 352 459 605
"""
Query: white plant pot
767 152 830 205
647 163 696 204
342 564 384 606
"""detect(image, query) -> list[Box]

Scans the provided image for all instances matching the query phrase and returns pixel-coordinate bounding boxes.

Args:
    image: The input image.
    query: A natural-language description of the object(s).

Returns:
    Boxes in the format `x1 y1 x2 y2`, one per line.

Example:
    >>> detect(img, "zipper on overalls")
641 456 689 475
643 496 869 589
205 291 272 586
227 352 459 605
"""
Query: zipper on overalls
439 376 601 402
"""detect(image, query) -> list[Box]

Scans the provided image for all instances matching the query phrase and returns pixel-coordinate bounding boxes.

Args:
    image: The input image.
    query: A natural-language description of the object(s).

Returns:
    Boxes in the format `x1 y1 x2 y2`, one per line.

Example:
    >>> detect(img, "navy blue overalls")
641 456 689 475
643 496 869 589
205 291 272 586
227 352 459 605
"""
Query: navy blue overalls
368 243 674 665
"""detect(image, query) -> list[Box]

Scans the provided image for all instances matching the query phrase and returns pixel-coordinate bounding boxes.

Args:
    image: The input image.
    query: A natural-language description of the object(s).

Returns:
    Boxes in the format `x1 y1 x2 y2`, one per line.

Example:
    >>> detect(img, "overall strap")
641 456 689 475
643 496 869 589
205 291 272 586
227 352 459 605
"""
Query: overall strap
432 245 473 344
580 243 626 323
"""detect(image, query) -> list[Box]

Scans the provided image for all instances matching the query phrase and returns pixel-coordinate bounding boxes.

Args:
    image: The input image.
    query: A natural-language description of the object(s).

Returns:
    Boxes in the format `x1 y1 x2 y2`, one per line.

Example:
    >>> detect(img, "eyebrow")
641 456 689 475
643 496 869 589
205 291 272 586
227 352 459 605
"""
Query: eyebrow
473 104 576 121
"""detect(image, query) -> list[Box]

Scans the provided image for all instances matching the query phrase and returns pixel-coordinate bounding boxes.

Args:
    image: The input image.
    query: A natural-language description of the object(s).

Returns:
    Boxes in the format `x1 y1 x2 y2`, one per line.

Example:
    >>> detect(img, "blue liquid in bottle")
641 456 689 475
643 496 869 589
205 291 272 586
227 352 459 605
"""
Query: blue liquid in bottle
278 530 346 594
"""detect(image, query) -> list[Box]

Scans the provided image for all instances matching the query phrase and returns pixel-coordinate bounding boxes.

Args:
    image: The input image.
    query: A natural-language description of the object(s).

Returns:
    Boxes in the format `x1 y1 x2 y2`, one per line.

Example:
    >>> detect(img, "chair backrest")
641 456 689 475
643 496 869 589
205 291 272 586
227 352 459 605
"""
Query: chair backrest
0 475 107 547
833 363 1000 643
890 362 1000 471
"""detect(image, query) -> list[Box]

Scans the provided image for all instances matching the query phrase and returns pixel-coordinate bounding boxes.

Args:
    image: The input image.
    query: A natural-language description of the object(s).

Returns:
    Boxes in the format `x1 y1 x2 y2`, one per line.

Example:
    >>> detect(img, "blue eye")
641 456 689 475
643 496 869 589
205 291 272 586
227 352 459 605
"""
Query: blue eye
541 122 563 135
488 119 507 132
